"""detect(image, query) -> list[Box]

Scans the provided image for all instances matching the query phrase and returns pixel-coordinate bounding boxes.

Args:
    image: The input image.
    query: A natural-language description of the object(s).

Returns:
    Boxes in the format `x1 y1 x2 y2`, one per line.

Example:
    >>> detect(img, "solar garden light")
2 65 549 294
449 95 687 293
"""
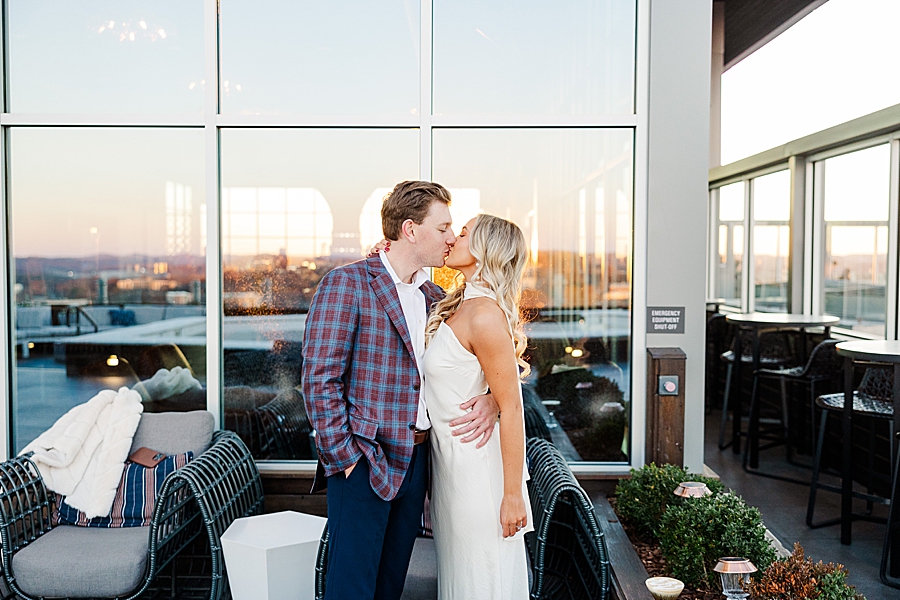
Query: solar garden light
645 576 684 600
713 557 756 600
673 481 712 498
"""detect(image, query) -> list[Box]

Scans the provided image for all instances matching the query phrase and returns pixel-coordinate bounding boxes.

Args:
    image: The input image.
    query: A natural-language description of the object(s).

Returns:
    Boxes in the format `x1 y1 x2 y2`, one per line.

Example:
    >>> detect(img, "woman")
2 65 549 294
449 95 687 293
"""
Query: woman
421 213 533 599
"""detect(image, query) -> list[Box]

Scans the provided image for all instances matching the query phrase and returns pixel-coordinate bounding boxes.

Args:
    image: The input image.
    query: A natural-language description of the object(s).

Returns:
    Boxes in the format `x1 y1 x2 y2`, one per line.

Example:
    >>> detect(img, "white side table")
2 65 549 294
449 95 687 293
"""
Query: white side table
221 510 327 600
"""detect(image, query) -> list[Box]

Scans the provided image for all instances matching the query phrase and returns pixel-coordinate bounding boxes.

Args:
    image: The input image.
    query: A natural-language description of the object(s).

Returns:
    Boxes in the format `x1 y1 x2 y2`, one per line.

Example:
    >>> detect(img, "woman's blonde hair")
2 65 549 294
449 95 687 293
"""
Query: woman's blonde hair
425 213 530 377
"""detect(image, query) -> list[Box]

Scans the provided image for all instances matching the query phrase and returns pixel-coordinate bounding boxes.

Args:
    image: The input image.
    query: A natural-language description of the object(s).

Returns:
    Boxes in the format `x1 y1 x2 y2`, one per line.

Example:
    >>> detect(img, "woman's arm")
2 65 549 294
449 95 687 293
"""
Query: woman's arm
467 303 528 538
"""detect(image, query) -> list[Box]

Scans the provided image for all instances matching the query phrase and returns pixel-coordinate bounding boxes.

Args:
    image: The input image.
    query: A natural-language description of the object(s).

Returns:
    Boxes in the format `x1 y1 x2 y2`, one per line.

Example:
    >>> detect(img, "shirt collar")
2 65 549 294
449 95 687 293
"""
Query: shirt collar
380 250 429 290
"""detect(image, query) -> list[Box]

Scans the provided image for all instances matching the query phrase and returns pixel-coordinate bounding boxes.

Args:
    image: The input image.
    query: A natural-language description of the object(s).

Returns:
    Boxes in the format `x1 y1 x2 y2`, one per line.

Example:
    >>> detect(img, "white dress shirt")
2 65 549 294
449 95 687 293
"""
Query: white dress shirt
380 251 432 431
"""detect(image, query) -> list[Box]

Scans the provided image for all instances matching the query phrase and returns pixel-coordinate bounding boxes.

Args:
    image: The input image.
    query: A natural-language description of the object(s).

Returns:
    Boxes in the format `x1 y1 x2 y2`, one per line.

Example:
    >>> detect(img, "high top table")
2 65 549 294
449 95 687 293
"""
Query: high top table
834 340 900 586
724 313 839 467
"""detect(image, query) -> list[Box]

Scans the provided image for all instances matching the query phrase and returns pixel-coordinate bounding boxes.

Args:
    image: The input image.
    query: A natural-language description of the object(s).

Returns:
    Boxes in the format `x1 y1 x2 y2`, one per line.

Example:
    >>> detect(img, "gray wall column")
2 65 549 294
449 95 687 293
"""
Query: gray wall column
645 0 713 473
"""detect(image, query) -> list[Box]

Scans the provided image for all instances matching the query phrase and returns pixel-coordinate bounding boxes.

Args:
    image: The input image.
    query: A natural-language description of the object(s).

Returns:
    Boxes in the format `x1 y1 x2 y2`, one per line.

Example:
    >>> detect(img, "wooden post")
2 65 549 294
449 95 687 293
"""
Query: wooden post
646 348 686 466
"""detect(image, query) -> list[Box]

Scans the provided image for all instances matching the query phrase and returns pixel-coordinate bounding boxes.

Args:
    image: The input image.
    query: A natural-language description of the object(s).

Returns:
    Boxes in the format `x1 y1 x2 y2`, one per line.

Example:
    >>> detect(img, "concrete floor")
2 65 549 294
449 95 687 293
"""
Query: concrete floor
704 408 895 600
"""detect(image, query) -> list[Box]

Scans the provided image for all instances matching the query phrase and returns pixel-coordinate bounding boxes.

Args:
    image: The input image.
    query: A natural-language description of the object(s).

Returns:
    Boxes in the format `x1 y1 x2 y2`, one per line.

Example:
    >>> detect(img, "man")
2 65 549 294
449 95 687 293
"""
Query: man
302 181 499 600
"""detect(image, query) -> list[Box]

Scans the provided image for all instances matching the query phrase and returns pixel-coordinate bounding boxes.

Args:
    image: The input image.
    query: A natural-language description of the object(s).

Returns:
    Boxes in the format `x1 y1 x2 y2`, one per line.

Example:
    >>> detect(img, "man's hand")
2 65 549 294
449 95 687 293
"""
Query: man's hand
449 392 500 448
344 461 358 478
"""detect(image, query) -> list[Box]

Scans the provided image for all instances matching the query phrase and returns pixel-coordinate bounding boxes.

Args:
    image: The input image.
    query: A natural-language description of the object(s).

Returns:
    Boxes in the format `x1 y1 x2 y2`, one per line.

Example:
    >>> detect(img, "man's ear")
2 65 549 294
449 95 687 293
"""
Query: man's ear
400 219 417 243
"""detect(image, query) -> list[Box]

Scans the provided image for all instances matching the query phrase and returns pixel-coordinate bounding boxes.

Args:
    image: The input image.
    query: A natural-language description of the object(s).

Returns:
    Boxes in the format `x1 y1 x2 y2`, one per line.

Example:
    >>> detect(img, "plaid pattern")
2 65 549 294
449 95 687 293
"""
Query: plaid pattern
53 452 193 528
302 255 444 501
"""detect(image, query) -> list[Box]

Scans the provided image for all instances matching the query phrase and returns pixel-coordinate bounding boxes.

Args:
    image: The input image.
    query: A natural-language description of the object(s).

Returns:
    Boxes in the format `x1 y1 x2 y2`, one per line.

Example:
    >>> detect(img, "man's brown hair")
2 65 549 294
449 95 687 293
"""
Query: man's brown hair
381 181 452 240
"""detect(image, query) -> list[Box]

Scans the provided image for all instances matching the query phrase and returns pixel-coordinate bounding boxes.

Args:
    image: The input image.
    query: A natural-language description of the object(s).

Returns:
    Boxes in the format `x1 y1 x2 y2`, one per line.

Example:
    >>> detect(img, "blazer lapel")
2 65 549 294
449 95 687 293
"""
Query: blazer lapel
367 256 417 361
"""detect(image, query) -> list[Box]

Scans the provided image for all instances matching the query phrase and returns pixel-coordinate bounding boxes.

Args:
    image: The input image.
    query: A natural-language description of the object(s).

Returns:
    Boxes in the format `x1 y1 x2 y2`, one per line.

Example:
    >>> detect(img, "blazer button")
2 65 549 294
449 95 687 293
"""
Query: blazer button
408 423 416 430
413 383 421 391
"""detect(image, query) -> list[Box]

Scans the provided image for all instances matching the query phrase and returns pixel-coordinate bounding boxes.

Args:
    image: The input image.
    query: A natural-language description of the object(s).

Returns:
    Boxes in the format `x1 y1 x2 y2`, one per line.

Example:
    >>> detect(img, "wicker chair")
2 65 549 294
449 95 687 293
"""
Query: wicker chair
807 366 894 529
0 411 264 600
525 438 611 600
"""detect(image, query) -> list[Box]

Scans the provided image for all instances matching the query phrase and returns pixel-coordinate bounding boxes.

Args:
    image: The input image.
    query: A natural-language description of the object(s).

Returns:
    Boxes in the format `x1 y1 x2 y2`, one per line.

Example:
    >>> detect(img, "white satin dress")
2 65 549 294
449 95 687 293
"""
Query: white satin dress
421 283 534 600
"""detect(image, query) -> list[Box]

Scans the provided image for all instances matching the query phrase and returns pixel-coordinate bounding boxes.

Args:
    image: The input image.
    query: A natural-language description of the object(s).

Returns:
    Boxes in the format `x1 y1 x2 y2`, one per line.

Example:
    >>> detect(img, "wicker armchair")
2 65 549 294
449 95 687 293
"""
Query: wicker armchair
0 412 264 600
525 438 610 600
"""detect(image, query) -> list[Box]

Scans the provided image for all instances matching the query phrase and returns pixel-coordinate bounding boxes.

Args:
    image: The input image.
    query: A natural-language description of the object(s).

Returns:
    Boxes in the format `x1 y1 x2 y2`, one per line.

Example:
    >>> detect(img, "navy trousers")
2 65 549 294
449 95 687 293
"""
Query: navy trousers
324 444 428 600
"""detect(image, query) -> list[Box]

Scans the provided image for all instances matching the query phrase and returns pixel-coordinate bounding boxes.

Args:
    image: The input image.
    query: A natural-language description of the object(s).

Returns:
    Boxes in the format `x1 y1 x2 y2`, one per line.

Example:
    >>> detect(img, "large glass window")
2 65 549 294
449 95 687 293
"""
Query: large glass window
712 181 745 307
819 144 891 337
751 170 790 312
219 128 419 459
7 1 204 114
219 1 419 115
433 128 634 462
433 0 635 116
10 128 206 452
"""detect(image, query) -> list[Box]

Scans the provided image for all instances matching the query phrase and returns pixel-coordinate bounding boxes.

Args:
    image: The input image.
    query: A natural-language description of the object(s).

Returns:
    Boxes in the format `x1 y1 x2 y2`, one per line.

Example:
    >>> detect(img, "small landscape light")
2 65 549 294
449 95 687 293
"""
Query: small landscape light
107 355 120 367
645 576 684 600
673 481 712 498
714 557 756 600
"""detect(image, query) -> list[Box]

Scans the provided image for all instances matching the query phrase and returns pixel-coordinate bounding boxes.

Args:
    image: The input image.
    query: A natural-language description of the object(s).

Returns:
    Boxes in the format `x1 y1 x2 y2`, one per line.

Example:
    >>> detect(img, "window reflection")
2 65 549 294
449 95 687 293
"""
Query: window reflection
9 128 206 452
713 182 745 307
219 128 419 458
819 144 890 337
433 0 636 116
8 0 204 114
751 170 790 312
219 0 419 115
433 128 634 462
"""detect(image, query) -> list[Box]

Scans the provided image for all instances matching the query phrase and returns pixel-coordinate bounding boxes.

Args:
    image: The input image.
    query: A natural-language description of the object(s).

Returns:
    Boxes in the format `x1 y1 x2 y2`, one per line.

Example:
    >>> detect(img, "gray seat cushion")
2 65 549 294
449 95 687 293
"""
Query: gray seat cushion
13 525 149 597
130 410 214 457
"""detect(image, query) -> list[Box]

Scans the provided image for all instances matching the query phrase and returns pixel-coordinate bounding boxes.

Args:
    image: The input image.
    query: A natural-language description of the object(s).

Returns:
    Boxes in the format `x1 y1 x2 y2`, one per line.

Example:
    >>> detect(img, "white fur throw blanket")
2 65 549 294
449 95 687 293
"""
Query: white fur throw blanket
133 366 201 401
21 387 143 518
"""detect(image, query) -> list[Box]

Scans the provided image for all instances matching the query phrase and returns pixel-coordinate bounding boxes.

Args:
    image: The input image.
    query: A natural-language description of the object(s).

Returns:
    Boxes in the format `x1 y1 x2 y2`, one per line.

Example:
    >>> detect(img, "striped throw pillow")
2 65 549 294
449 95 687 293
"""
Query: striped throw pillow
54 452 193 528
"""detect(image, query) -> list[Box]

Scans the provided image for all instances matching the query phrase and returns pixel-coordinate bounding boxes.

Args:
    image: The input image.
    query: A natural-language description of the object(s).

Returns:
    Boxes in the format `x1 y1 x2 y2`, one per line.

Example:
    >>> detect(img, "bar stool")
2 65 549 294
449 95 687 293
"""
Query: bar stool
807 366 894 529
718 330 794 450
747 339 842 471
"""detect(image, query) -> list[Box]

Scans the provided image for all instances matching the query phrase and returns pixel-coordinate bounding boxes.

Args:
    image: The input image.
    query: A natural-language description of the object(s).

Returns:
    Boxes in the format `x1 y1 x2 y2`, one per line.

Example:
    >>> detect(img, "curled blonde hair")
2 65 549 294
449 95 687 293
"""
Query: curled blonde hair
425 214 530 378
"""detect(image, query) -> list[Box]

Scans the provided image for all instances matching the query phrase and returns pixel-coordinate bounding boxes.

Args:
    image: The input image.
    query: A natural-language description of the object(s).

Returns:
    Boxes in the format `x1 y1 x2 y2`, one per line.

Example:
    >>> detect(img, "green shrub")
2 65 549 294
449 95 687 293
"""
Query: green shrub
615 463 725 537
658 492 776 589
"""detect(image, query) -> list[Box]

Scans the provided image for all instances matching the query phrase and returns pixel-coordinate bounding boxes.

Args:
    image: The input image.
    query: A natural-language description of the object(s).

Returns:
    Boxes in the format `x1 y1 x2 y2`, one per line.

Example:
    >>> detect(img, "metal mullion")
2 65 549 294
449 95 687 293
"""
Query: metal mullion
419 0 432 181
216 115 420 128
805 134 893 164
803 160 815 313
707 188 718 300
810 161 826 316
430 115 638 128
628 0 649 469
0 114 204 127
0 1 10 459
0 125 11 460
887 139 900 340
742 178 752 311
204 0 222 429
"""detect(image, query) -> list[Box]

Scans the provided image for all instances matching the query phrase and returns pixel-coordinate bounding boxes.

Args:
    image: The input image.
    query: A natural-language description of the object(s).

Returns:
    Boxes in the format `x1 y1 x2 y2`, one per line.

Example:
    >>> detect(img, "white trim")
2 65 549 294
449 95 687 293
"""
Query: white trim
888 138 900 340
741 179 751 311
810 161 825 316
215 115 420 128
0 131 10 461
741 178 756 312
204 0 221 429
431 115 638 128
0 2 10 460
419 0 432 180
0 114 204 127
805 134 894 164
803 160 815 314
707 188 718 299
629 0 649 469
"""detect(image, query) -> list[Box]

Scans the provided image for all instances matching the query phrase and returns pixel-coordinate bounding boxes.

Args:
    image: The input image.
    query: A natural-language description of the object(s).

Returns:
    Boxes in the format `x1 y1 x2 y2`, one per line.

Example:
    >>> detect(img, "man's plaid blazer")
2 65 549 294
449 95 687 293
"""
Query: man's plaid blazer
302 254 444 501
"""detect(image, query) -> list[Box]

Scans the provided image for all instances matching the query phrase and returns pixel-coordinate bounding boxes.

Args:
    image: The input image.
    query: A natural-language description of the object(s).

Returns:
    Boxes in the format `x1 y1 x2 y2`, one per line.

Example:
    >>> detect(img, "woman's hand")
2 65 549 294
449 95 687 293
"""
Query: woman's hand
500 493 528 538
366 239 391 257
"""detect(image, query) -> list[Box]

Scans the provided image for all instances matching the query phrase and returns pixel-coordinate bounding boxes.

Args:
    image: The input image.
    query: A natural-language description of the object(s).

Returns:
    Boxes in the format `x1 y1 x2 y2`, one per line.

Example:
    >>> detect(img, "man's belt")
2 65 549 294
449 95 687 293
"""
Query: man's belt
413 428 430 445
